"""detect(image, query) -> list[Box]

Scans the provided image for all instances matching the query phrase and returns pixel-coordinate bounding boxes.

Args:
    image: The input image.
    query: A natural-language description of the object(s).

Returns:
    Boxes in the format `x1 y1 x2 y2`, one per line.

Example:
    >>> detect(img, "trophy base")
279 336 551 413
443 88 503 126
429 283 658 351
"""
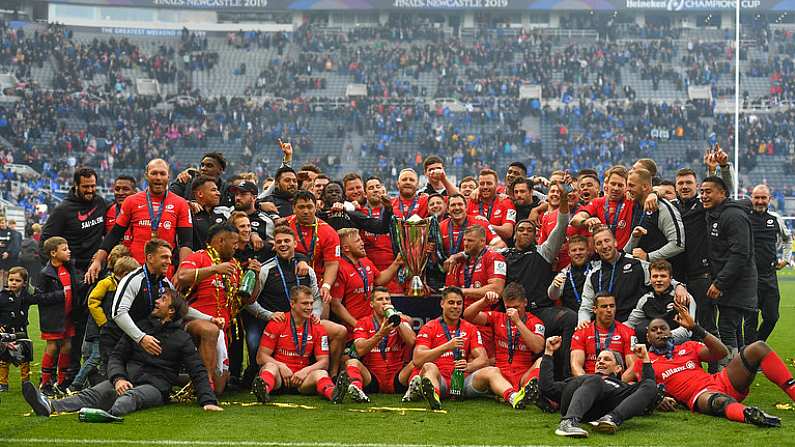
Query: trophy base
406 276 427 297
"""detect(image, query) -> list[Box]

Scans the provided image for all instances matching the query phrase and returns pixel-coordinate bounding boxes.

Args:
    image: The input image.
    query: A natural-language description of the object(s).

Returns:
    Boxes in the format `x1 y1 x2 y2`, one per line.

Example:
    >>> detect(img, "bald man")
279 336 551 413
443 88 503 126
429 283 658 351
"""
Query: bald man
391 169 430 219
742 185 791 344
87 159 194 282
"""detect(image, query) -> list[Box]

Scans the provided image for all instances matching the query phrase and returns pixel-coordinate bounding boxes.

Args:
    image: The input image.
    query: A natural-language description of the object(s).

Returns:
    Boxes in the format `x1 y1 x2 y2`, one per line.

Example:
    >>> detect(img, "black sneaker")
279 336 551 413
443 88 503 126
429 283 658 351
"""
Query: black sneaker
23 381 52 417
744 406 781 428
515 377 540 409
251 376 271 403
420 376 442 411
593 414 619 434
535 395 560 413
347 383 370 403
331 370 350 404
40 383 57 397
555 418 588 438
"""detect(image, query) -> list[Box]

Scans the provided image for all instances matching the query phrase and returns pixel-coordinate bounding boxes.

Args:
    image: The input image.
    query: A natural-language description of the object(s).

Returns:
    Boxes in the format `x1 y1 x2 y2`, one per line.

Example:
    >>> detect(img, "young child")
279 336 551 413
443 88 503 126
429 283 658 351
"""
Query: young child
0 267 37 391
71 249 139 391
37 236 80 395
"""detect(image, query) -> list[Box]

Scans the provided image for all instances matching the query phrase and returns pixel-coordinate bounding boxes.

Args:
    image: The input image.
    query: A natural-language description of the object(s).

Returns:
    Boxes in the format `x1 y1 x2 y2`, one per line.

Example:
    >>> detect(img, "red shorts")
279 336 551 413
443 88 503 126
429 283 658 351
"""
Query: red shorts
709 369 748 403
365 369 406 394
41 320 76 341
499 364 534 389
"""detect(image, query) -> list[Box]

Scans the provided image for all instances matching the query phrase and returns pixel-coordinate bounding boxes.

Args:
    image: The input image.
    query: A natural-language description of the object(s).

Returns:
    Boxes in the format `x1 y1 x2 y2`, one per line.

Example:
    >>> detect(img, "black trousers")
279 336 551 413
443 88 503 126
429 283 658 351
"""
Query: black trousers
742 271 780 344
689 275 718 336
559 375 657 424
717 305 745 350
52 380 163 416
228 316 245 379
533 306 577 379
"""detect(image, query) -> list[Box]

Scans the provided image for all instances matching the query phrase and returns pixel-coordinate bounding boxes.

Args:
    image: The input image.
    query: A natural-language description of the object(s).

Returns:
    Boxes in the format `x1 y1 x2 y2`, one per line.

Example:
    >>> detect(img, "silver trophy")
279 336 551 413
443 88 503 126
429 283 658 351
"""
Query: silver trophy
393 214 432 297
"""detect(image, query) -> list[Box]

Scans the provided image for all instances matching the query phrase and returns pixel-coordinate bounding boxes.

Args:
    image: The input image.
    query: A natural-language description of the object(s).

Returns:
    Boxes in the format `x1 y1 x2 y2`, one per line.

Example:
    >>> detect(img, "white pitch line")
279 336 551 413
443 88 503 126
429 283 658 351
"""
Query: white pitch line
0 440 590 447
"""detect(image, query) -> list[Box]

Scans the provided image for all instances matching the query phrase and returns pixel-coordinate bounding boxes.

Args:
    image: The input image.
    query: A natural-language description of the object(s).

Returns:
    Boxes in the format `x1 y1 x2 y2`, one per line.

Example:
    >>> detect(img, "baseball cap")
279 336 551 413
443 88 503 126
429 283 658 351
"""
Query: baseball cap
229 180 258 195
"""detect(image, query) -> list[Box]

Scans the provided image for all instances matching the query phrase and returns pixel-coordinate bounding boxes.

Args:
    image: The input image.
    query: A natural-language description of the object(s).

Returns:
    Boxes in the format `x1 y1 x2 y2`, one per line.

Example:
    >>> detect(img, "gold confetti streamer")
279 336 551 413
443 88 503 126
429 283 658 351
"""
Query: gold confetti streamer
348 406 447 415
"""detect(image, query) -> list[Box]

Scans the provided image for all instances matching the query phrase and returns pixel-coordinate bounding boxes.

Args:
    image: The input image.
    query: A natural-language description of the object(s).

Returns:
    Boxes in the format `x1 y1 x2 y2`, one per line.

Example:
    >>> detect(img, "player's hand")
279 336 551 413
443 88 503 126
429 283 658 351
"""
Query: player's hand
85 259 103 284
453 359 468 371
259 202 279 214
715 146 729 167
295 261 310 276
248 258 262 274
203 404 224 412
319 286 332 304
311 315 320 325
278 138 293 159
277 364 293 382
584 217 602 231
704 149 718 173
330 202 345 213
777 260 789 270
393 253 404 267
551 272 566 289
114 378 133 396
532 176 550 187
642 192 658 212
632 344 650 361
706 283 721 300
139 335 162 356
446 336 465 351
658 397 678 412
631 226 648 239
673 302 695 330
211 317 225 330
469 187 480 202
545 336 562 354
377 319 393 336
291 368 309 386
506 307 520 323
189 201 203 214
575 320 590 331
1 252 8 259
673 285 690 307
176 168 193 184
250 233 264 250
214 262 237 277
484 290 500 304
270 312 286 322
632 248 648 261
443 252 465 273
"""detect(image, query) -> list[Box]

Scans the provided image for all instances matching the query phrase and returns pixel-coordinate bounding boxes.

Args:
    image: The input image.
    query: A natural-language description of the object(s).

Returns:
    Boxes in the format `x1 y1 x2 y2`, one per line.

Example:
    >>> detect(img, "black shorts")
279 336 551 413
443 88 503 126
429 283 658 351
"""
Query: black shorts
363 370 407 395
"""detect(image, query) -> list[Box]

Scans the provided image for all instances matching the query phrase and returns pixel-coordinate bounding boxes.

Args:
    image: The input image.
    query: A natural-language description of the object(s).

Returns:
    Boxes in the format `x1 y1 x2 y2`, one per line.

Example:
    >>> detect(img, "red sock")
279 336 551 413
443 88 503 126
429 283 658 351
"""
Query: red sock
40 353 55 385
56 352 70 385
527 368 540 381
759 351 795 400
502 388 516 402
259 370 276 392
346 365 364 389
317 376 334 400
725 402 747 423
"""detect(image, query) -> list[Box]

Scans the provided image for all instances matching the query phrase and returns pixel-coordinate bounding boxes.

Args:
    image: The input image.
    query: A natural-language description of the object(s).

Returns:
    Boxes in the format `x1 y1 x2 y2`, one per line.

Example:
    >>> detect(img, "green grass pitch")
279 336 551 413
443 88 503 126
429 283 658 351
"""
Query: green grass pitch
3 273 795 446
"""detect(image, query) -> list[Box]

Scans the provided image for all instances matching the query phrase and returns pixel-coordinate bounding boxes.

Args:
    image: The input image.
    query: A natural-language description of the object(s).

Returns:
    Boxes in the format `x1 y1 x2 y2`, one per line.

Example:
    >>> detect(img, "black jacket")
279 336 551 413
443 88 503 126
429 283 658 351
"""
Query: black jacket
107 316 217 406
706 199 757 310
35 262 84 333
170 175 233 208
672 196 711 280
40 191 107 270
0 285 57 333
261 188 294 218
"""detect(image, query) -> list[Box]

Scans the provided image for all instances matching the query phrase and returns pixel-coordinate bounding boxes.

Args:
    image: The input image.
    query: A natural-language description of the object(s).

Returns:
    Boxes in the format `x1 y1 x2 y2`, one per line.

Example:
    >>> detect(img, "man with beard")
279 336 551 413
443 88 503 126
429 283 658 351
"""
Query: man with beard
392 169 429 219
360 176 401 294
635 304 794 428
741 184 791 344
41 167 107 383
230 180 271 250
190 175 227 250
104 176 137 249
467 169 516 241
701 176 757 364
440 194 504 258
170 152 233 207
548 235 592 313
174 224 254 394
87 159 193 281
261 166 299 218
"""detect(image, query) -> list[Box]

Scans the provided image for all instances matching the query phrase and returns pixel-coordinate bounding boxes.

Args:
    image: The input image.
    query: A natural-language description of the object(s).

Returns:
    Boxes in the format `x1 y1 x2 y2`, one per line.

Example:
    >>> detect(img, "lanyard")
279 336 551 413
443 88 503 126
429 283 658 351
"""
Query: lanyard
479 198 496 220
141 266 162 311
290 315 310 357
594 323 616 355
343 256 370 300
568 265 590 303
274 258 298 308
372 316 389 360
597 261 618 294
506 314 526 364
632 202 647 229
603 200 624 232
146 189 168 239
295 220 318 263
464 248 487 288
399 196 419 217
440 319 462 359
447 217 467 256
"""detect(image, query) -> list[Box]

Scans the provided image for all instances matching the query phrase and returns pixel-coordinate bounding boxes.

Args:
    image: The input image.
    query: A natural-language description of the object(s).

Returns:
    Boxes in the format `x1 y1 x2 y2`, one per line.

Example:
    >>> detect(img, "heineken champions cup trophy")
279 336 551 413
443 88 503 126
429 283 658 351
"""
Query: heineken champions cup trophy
392 214 432 297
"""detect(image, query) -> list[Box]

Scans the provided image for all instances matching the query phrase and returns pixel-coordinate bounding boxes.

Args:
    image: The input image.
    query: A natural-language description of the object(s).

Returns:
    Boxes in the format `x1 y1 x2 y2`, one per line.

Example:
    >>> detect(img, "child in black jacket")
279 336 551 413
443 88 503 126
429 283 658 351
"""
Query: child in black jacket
0 267 40 391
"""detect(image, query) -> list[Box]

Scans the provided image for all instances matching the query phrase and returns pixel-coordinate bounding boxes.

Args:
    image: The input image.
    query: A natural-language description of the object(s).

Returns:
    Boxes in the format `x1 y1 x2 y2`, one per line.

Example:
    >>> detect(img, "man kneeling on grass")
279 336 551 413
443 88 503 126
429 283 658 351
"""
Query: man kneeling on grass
23 288 222 417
